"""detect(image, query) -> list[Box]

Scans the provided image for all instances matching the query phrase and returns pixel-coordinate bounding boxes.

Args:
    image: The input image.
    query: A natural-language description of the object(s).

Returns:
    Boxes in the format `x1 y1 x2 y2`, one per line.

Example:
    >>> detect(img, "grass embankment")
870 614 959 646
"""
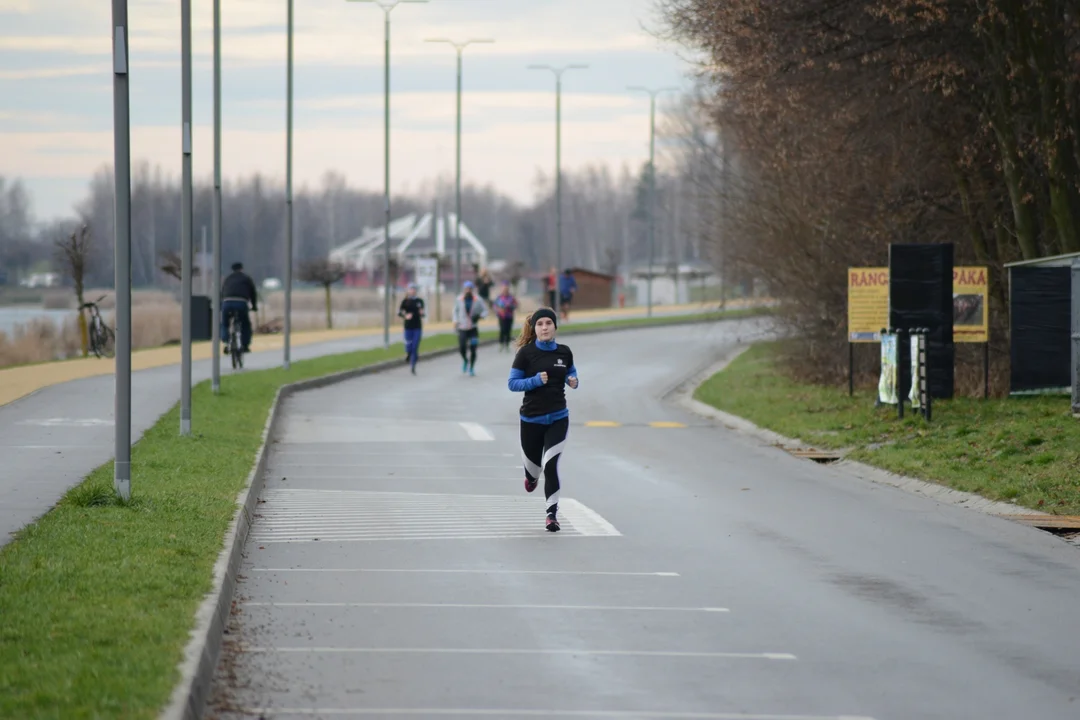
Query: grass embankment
696 342 1080 515
0 309 756 719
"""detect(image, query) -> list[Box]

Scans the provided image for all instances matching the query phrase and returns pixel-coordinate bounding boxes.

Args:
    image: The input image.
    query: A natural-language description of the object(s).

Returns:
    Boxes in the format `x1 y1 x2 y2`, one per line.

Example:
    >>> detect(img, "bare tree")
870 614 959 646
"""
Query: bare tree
158 250 200 282
297 258 348 329
53 224 93 356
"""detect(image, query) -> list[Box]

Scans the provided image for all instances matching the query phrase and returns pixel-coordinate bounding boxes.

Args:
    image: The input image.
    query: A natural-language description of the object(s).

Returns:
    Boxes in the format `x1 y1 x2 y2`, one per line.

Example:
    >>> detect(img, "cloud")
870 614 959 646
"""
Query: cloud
0 65 102 80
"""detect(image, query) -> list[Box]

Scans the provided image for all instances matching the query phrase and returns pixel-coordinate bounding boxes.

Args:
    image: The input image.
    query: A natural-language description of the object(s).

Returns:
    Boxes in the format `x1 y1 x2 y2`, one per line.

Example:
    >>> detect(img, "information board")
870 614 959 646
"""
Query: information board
848 267 890 342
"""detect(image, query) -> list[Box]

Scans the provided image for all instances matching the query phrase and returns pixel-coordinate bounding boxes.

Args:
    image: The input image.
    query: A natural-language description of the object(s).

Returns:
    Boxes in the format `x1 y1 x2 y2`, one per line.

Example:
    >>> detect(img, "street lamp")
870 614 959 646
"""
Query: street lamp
426 37 494 293
111 0 132 500
347 0 428 349
284 0 294 369
627 85 679 318
528 63 588 319
211 0 222 392
180 0 194 434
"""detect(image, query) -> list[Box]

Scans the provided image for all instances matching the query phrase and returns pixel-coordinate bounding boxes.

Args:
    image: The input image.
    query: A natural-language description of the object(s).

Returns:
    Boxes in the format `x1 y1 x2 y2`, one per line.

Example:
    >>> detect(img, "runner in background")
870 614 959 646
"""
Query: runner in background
492 281 519 353
398 283 425 375
558 268 577 322
452 281 488 376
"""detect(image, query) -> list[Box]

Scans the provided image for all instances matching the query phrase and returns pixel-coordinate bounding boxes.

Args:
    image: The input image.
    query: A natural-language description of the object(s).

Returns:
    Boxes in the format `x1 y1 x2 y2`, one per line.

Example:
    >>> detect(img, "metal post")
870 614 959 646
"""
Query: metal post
111 0 132 501
627 86 679 315
848 342 854 396
200 225 207 295
211 0 222 394
1072 258 1080 416
528 64 587 314
983 341 989 400
454 49 463 293
555 73 562 318
284 0 294 369
646 93 655 317
180 0 193 436
381 8 392 348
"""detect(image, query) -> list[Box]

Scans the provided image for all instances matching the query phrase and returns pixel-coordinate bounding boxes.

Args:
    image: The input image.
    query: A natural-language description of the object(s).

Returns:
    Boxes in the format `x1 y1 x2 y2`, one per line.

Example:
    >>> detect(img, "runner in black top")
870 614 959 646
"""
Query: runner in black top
398 283 425 375
507 307 579 532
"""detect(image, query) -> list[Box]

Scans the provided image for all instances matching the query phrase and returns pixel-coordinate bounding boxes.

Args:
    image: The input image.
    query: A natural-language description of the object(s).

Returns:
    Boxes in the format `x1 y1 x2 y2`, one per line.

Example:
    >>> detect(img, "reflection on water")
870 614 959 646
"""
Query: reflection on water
0 307 72 337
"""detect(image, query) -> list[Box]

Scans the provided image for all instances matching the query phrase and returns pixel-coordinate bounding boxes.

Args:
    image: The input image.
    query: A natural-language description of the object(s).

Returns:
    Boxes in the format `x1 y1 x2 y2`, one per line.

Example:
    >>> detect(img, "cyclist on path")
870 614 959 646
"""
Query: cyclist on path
220 261 258 354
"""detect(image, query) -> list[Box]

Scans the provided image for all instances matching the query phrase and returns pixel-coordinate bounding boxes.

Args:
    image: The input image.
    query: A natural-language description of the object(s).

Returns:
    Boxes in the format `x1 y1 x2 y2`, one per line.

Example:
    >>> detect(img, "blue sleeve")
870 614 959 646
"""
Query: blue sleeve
565 364 578 388
508 367 542 393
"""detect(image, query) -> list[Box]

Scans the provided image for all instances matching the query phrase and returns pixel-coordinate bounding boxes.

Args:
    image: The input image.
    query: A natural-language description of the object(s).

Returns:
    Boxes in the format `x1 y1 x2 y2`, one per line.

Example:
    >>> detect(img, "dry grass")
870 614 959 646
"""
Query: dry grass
0 287 550 368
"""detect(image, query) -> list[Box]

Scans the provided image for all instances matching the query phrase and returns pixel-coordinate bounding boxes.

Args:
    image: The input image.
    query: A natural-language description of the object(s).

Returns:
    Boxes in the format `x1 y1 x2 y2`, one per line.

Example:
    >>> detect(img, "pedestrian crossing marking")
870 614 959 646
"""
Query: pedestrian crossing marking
250 489 622 543
585 421 622 427
648 421 687 428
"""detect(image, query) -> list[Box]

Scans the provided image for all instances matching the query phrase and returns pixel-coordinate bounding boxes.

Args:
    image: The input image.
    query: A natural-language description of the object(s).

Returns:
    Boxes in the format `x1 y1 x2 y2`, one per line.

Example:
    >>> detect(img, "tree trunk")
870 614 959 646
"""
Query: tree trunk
324 283 332 330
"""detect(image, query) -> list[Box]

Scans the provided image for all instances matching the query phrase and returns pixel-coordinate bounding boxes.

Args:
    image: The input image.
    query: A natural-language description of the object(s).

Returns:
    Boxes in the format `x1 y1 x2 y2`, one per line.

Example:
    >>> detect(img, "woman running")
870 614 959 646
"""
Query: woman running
492 281 519 352
507 307 579 532
452 281 488 376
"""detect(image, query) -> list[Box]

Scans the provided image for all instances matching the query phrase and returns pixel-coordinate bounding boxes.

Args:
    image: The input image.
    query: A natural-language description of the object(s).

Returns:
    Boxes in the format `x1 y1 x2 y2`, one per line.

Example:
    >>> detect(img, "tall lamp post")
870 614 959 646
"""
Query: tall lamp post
284 0 294 369
347 0 428 348
426 37 494 293
180 0 194 435
527 63 587 319
111 0 132 500
627 85 678 317
211 0 222 392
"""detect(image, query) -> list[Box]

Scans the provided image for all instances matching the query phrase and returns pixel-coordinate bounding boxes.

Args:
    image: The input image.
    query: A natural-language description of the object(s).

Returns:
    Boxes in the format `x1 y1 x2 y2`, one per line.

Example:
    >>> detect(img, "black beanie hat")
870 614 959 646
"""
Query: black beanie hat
530 307 558 330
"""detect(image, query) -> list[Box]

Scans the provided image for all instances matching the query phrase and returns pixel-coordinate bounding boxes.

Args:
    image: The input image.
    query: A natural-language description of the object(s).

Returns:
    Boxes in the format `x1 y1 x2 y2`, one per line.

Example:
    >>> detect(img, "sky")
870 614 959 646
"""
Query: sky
0 0 698 223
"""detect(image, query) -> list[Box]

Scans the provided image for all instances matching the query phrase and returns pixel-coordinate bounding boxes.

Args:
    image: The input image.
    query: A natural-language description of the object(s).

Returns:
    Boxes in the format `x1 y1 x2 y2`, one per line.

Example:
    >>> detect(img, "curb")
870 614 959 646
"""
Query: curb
159 340 485 720
160 312 764 720
668 346 1053 522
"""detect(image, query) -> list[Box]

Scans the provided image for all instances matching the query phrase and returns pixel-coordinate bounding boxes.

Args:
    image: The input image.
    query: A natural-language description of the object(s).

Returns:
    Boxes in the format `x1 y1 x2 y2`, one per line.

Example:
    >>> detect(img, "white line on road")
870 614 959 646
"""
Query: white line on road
238 710 875 719
242 602 729 612
241 648 796 660
272 451 516 457
459 422 495 441
269 464 522 469
249 568 680 576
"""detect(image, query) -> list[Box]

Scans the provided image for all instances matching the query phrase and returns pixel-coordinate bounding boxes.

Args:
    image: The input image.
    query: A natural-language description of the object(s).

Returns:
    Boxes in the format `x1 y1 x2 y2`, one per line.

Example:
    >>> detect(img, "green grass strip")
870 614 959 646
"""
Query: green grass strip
694 341 1080 515
0 309 759 719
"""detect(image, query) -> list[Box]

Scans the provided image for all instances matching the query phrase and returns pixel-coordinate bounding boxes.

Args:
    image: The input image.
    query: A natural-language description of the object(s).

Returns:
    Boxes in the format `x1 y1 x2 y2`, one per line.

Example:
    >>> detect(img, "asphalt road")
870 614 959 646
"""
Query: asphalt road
206 319 1080 720
0 306 713 547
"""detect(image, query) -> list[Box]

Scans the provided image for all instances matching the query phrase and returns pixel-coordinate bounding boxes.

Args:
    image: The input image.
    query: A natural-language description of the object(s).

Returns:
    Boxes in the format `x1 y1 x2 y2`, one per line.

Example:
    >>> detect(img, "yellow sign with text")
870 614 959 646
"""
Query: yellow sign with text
848 267 889 342
953 266 989 343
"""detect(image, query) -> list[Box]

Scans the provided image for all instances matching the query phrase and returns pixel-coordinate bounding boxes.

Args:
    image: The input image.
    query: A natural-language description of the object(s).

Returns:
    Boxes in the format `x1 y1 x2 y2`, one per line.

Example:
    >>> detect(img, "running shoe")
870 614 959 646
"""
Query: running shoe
546 513 560 532
524 475 538 493
469 367 476 376
462 360 468 373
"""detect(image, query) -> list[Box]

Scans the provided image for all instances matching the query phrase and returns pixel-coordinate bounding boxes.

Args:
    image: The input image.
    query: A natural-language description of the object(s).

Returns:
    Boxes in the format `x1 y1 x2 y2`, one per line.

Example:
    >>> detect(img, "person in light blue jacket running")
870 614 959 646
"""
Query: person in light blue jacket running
452 281 488 376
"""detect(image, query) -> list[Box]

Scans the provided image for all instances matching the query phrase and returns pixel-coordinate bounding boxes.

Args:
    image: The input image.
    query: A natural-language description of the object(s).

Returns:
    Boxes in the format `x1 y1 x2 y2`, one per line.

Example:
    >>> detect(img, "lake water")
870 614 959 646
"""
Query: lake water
0 307 73 337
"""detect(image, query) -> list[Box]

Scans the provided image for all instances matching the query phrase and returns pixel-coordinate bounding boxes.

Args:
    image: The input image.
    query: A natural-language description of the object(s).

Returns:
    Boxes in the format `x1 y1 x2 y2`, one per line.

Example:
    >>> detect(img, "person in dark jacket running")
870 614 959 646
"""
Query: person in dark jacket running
507 307 579 532
398 283 425 375
220 262 258 353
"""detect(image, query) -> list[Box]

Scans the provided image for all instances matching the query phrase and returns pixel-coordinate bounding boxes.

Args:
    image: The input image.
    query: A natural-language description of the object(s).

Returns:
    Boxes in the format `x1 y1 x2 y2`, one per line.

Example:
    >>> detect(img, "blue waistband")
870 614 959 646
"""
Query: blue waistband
520 408 569 425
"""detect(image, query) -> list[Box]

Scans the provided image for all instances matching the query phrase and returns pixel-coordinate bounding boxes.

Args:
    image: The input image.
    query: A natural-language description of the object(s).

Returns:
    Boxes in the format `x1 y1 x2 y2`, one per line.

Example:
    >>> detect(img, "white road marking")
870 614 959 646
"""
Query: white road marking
250 568 680 576
459 421 495 441
242 602 729 612
15 417 113 427
270 464 522 469
239 711 874 720
262 476 519 481
272 451 516 457
250 490 621 542
242 647 796 660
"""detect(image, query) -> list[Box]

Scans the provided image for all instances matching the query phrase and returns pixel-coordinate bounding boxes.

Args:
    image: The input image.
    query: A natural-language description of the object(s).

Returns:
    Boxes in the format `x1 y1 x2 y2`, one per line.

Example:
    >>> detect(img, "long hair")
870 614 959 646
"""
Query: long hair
515 313 537 348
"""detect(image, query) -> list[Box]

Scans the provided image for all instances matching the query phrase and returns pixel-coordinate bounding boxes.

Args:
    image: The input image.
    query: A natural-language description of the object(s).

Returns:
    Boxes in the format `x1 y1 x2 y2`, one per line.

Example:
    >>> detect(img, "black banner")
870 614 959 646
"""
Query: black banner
889 243 955 399
1010 266 1071 393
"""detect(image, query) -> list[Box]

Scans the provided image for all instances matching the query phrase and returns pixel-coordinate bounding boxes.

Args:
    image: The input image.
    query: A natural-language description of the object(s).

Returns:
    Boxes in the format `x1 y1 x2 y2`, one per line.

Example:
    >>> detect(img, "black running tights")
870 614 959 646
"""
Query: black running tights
520 417 569 516
458 328 478 367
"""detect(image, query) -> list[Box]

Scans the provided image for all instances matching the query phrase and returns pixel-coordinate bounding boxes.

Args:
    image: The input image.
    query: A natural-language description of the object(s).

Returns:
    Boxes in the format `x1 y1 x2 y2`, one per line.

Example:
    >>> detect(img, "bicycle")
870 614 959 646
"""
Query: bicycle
226 310 245 370
80 295 115 359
